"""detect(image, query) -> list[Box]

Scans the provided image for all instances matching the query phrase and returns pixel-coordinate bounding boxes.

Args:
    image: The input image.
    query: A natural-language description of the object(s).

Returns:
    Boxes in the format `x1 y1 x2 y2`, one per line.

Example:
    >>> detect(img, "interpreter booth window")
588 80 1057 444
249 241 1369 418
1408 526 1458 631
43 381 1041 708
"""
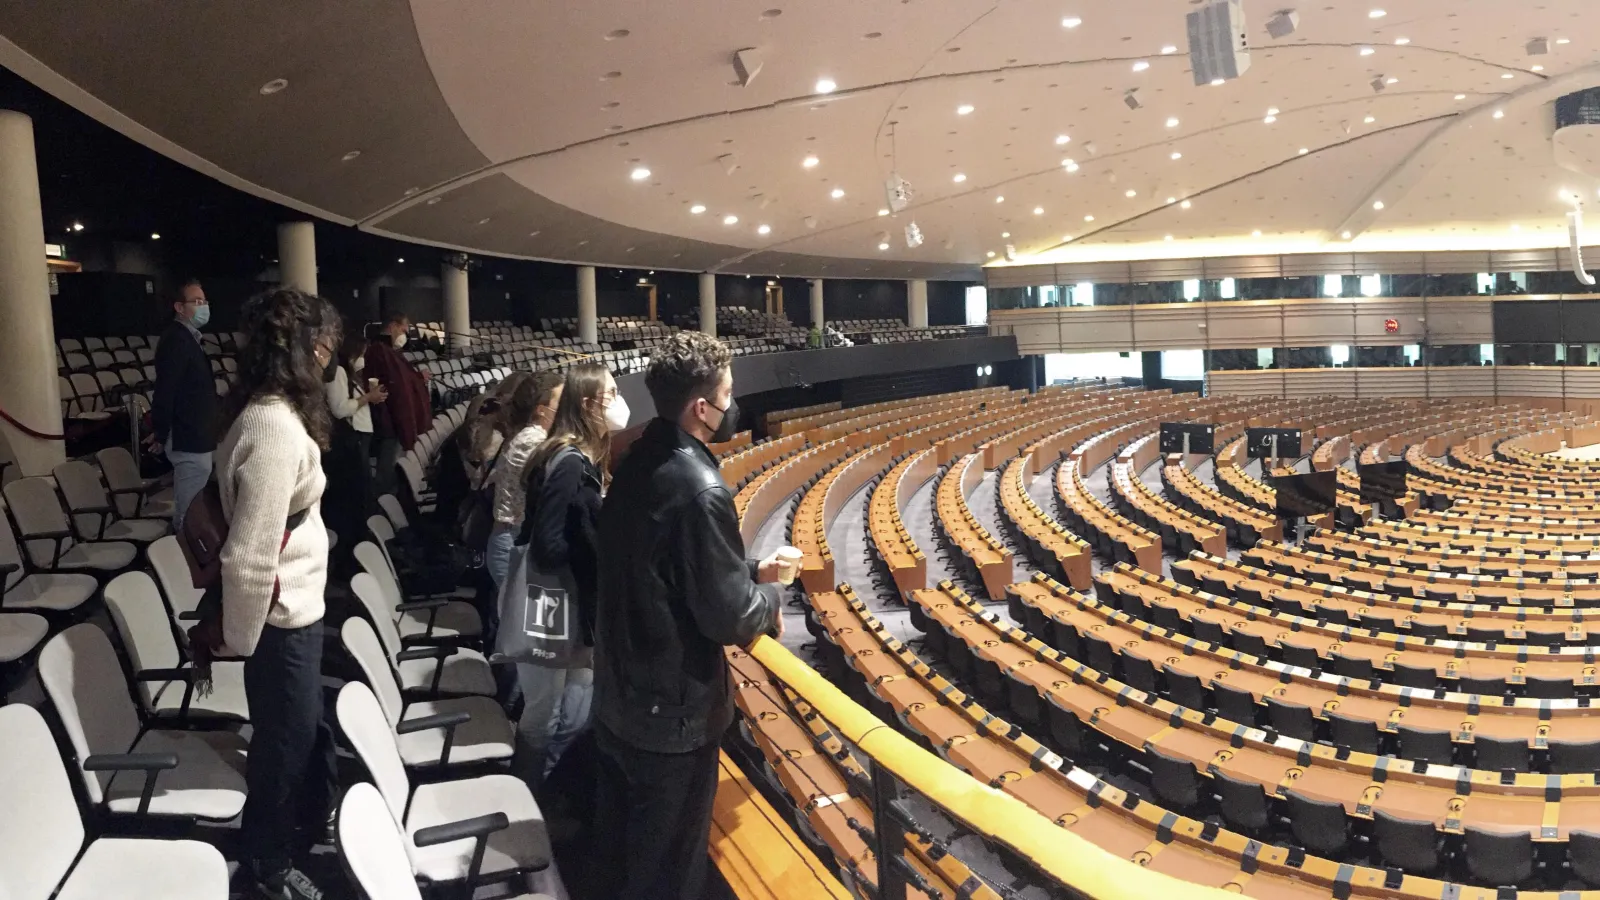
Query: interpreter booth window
1330 345 1350 367
1423 345 1487 367
1044 351 1141 384
1162 349 1204 380
1068 282 1094 306
964 286 988 326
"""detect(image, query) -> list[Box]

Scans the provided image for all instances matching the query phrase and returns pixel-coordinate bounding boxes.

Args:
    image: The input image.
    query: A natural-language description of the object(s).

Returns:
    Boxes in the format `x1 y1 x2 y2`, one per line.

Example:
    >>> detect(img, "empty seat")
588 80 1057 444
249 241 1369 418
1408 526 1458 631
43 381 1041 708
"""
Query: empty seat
0 703 230 900
1456 675 1506 697
1145 745 1202 809
3 478 138 573
1284 790 1348 856
1374 810 1444 875
103 572 248 723
1473 736 1530 773
0 611 47 664
0 514 97 613
52 460 168 543
349 573 495 697
94 447 173 519
1264 697 1316 741
1391 662 1437 690
1211 681 1258 725
1328 712 1381 754
1570 830 1600 888
1213 770 1272 835
352 542 481 644
1463 826 1533 887
1278 642 1321 671
1161 664 1208 710
1330 653 1375 681
1549 739 1600 775
1523 675 1573 699
1396 725 1453 765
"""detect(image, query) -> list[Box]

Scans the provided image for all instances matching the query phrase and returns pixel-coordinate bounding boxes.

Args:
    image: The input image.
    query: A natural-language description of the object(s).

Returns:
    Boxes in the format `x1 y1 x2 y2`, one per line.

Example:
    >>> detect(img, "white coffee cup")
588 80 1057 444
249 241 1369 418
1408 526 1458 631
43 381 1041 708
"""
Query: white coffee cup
774 546 804 585
368 378 380 391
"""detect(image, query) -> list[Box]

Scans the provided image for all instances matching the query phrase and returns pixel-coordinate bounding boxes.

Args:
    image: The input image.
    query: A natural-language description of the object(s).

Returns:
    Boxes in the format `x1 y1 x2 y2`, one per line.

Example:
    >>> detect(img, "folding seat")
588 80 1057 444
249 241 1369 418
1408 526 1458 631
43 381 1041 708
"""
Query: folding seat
95 447 173 519
1145 745 1202 808
1264 697 1317 741
0 510 97 614
1549 738 1600 774
1213 770 1272 836
83 337 105 352
350 572 494 696
1570 830 1600 888
1463 826 1533 887
59 337 84 354
1284 790 1348 857
52 460 167 544
1395 724 1453 765
1391 661 1437 690
103 572 247 723
1190 618 1227 645
67 373 110 416
1328 712 1381 754
1374 810 1445 875
1473 735 1530 773
63 351 92 374
1211 681 1259 725
336 683 551 886
354 542 481 644
147 535 204 625
38 624 247 823
3 478 138 575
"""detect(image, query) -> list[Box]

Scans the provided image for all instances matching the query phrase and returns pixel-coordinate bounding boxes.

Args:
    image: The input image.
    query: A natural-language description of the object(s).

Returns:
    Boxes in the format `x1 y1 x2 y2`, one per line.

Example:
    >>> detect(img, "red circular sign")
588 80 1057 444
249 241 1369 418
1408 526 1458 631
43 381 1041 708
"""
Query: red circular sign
1383 318 1399 334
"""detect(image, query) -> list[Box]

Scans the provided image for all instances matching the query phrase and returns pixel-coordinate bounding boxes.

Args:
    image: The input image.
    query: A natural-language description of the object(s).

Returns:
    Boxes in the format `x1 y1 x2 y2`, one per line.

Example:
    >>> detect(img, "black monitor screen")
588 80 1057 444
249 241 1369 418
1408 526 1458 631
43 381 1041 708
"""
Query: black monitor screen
1273 471 1338 518
1358 461 1408 503
1159 423 1216 455
1245 427 1303 460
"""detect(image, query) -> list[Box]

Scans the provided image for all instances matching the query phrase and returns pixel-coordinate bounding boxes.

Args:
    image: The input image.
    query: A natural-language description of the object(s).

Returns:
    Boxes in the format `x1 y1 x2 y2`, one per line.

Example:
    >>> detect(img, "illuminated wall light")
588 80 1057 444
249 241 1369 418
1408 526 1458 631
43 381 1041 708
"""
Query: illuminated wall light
150 233 161 240
690 204 706 214
1082 214 1094 221
1501 73 1514 79
1532 65 1544 72
815 78 837 94
1556 38 1571 45
1165 196 1176 204
1385 76 1398 84
1267 107 1280 116
877 241 890 251
1061 159 1079 172
1061 16 1082 28
1298 147 1309 155
1001 231 1010 238
1363 115 1376 123
1263 115 1277 124
956 104 975 115
1454 94 1467 100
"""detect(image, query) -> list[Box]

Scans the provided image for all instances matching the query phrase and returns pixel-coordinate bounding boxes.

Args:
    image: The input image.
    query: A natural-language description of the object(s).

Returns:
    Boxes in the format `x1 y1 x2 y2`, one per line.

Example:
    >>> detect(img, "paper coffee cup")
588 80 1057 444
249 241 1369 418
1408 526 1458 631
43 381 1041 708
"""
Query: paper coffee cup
775 546 804 585
368 378 380 391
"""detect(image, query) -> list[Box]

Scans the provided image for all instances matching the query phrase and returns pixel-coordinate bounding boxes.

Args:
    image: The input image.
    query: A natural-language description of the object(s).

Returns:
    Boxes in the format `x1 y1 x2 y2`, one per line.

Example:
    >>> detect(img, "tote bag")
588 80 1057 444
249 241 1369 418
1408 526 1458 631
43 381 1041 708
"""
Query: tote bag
492 448 590 669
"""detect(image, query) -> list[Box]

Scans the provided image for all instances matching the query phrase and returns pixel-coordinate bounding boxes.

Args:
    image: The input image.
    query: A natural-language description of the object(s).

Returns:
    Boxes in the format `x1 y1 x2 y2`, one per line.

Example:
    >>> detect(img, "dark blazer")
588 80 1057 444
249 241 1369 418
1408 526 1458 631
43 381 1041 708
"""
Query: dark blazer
592 418 778 754
151 320 217 453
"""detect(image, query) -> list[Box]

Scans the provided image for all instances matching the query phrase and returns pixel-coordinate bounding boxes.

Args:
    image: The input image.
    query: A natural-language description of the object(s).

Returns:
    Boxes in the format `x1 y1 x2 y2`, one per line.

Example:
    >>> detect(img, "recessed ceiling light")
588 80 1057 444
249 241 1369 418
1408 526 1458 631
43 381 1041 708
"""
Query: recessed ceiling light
630 166 651 181
690 204 706 214
258 78 288 95
150 233 160 240
723 214 739 225
403 186 420 195
1386 76 1399 84
1083 214 1093 221
1166 196 1176 204
1364 115 1376 123
815 78 837 94
1394 37 1410 45
1125 189 1137 198
1061 16 1082 28
1165 116 1180 128
1263 115 1277 124
1298 147 1309 154
877 242 890 251
956 104 975 115
1532 65 1544 72
1062 235 1073 241
1132 60 1150 72
952 173 967 183
1160 45 1178 54
1341 230 1352 239
1001 231 1011 238
1372 200 1385 210
1164 234 1173 241
1252 230 1262 237
1209 77 1225 86
1267 107 1280 116
1454 94 1467 100
1368 9 1386 18
1493 109 1505 119
757 224 772 235
1180 200 1192 209
1359 46 1375 56
1512 223 1522 231
830 187 845 198
1170 151 1182 160
1035 207 1045 215
802 155 819 168
1061 159 1079 171
877 208 890 216
1501 73 1514 79
477 217 491 225
397 257 405 263
341 150 361 162
986 250 997 257
1557 38 1571 45
425 197 442 205
995 195 1005 203
1055 134 1071 145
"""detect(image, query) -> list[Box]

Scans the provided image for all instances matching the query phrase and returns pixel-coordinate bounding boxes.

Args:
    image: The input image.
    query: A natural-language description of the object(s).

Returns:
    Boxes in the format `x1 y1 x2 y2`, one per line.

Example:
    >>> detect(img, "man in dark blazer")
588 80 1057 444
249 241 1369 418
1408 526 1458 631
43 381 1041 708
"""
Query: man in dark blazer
150 278 217 531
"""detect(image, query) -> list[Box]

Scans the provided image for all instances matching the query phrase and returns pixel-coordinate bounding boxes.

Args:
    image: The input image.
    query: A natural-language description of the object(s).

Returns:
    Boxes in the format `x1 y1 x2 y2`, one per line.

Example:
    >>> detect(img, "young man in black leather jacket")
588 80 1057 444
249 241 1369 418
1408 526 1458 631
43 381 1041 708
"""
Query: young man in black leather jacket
591 331 786 899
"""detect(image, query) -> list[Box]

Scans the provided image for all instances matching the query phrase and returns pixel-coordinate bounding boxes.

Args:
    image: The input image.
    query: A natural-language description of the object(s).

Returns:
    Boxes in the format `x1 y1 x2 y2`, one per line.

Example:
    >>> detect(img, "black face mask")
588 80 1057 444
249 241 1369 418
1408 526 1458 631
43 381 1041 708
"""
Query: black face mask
706 396 739 444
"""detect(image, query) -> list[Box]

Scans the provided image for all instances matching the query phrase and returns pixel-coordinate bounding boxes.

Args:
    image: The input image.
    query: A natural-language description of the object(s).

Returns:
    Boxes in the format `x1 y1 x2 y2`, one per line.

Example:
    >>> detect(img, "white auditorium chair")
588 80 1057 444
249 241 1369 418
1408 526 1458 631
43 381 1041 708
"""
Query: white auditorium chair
3 478 138 575
350 573 495 697
67 373 112 418
59 337 83 354
52 460 169 544
353 541 481 643
0 610 48 674
336 683 550 887
38 624 247 823
95 446 174 519
0 507 98 615
341 617 511 769
103 572 248 724
0 704 231 900
147 535 203 623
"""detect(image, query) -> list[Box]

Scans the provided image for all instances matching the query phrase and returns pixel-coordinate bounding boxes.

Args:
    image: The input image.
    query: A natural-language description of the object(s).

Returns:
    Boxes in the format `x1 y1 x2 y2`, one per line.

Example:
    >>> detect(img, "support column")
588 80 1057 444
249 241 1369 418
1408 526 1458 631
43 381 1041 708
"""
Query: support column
907 278 929 329
0 111 64 475
576 266 598 346
441 260 470 352
809 278 825 329
698 272 717 337
276 221 317 294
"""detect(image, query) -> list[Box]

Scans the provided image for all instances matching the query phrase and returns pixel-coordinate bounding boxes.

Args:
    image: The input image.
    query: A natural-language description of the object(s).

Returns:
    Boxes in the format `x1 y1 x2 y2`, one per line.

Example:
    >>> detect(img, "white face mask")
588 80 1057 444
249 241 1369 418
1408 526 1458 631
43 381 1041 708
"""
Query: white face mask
605 394 630 432
392 333 408 350
353 357 365 372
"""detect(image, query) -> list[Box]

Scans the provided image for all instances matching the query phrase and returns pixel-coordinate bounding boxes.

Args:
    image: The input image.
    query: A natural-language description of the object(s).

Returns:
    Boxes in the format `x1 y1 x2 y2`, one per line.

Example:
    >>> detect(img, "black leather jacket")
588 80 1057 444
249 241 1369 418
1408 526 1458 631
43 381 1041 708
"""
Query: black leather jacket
593 418 779 753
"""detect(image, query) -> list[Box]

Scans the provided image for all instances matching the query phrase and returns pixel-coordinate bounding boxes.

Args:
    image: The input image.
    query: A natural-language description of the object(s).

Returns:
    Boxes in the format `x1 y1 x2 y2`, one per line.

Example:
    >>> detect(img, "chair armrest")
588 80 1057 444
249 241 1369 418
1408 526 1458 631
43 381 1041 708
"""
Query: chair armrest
134 666 197 718
396 599 450 613
414 811 510 889
27 529 75 568
0 561 16 576
397 710 472 767
83 752 179 816
396 645 458 662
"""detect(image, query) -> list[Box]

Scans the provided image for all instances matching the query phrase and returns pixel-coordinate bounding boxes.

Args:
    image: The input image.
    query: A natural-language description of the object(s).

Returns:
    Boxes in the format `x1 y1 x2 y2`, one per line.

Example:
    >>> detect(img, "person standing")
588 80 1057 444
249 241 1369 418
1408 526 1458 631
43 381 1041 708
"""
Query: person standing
216 289 341 900
322 332 386 560
591 333 785 899
485 372 562 590
150 278 218 531
362 314 431 499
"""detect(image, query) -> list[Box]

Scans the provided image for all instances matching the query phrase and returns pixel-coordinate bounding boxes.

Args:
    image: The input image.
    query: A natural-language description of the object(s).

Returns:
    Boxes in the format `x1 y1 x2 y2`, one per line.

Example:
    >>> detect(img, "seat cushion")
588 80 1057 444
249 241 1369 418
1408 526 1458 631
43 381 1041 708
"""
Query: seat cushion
58 541 137 571
106 729 247 821
397 649 496 697
0 612 48 662
147 661 249 722
405 774 551 883
57 837 230 900
4 573 97 611
103 519 170 543
398 601 483 642
397 697 514 767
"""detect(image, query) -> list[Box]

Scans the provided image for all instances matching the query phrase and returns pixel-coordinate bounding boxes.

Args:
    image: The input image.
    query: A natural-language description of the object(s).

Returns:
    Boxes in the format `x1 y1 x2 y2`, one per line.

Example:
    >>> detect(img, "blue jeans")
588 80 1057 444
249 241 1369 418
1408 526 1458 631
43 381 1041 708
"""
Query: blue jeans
486 524 518 591
513 663 594 787
166 446 213 534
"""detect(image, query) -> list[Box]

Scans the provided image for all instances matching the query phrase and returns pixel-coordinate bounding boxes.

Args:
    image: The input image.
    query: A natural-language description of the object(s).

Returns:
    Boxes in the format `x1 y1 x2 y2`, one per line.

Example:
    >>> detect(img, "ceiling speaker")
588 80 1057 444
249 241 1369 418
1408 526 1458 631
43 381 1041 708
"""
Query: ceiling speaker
1187 0 1252 85
1265 9 1299 39
732 48 764 87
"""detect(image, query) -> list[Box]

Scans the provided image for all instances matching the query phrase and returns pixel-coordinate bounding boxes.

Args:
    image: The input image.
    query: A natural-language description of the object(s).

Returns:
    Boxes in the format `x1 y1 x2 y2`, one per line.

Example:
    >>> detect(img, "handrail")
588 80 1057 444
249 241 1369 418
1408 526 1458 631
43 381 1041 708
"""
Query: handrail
745 635 1237 900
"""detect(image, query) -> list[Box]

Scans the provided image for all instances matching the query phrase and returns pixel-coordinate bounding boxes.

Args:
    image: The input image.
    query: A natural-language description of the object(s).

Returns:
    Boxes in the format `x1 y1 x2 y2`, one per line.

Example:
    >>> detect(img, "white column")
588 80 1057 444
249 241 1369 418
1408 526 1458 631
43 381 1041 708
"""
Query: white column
442 261 470 352
275 221 317 294
576 266 598 345
907 278 929 329
0 112 64 476
698 272 717 337
809 278 825 329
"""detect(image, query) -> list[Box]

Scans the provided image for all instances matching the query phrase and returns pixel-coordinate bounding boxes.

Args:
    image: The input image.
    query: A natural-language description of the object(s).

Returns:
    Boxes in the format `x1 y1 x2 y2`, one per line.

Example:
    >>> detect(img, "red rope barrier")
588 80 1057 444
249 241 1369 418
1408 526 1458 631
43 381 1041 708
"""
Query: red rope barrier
0 407 66 441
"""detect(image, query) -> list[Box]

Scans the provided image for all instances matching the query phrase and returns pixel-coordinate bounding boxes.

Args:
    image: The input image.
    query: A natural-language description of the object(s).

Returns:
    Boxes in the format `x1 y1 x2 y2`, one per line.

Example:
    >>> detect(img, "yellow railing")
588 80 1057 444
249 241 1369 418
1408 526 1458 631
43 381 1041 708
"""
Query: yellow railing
747 635 1237 900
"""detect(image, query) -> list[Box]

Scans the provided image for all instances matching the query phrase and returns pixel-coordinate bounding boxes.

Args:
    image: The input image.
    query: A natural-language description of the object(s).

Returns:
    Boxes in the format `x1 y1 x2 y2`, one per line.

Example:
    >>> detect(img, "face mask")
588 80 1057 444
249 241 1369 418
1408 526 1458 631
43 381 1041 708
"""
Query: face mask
353 357 365 372
392 333 408 350
705 396 739 444
190 305 211 329
604 394 630 432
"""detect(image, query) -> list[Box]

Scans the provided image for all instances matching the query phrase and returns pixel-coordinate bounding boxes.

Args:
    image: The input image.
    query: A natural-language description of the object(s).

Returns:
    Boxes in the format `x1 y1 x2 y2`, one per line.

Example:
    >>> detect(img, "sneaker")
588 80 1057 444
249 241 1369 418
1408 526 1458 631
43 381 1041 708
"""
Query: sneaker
252 866 324 900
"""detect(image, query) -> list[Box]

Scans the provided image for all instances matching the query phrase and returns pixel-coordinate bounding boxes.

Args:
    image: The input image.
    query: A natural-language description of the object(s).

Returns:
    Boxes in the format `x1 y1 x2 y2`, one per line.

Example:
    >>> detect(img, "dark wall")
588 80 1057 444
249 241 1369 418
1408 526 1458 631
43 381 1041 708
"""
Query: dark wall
927 281 977 326
824 279 907 321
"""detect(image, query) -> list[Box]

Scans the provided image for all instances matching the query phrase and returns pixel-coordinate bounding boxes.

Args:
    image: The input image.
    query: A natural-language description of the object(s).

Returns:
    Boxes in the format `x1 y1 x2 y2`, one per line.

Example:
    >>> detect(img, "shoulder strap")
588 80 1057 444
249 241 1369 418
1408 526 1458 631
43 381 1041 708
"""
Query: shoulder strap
476 439 510 491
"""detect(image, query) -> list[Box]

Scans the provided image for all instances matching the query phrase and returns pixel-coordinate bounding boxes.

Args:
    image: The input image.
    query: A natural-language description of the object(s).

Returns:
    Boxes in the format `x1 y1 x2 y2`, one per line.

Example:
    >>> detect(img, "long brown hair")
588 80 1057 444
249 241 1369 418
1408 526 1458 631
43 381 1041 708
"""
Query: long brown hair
224 288 341 449
527 362 613 485
463 371 530 465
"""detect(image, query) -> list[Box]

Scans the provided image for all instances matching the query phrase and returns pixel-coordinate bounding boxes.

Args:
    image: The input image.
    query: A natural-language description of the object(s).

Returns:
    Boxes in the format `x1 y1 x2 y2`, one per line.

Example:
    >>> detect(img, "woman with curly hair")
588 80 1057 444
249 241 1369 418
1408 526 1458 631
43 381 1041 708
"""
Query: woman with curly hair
216 287 341 900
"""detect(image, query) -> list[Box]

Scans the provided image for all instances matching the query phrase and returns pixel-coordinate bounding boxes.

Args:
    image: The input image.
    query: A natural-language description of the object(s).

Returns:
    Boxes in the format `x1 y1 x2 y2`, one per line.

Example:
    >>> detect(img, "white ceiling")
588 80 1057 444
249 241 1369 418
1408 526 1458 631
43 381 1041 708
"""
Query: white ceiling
5 0 1600 276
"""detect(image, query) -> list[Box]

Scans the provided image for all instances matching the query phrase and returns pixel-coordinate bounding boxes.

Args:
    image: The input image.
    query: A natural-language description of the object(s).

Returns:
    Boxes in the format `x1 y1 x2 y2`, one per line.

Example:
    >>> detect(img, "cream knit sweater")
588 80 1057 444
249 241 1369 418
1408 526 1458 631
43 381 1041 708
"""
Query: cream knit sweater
216 396 329 656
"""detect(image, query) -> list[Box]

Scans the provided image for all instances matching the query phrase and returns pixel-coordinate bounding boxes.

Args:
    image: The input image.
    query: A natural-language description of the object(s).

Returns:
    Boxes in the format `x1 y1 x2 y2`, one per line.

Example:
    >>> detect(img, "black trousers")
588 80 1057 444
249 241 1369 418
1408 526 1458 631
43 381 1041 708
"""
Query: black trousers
241 621 337 875
374 436 402 500
592 723 722 900
323 426 373 557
